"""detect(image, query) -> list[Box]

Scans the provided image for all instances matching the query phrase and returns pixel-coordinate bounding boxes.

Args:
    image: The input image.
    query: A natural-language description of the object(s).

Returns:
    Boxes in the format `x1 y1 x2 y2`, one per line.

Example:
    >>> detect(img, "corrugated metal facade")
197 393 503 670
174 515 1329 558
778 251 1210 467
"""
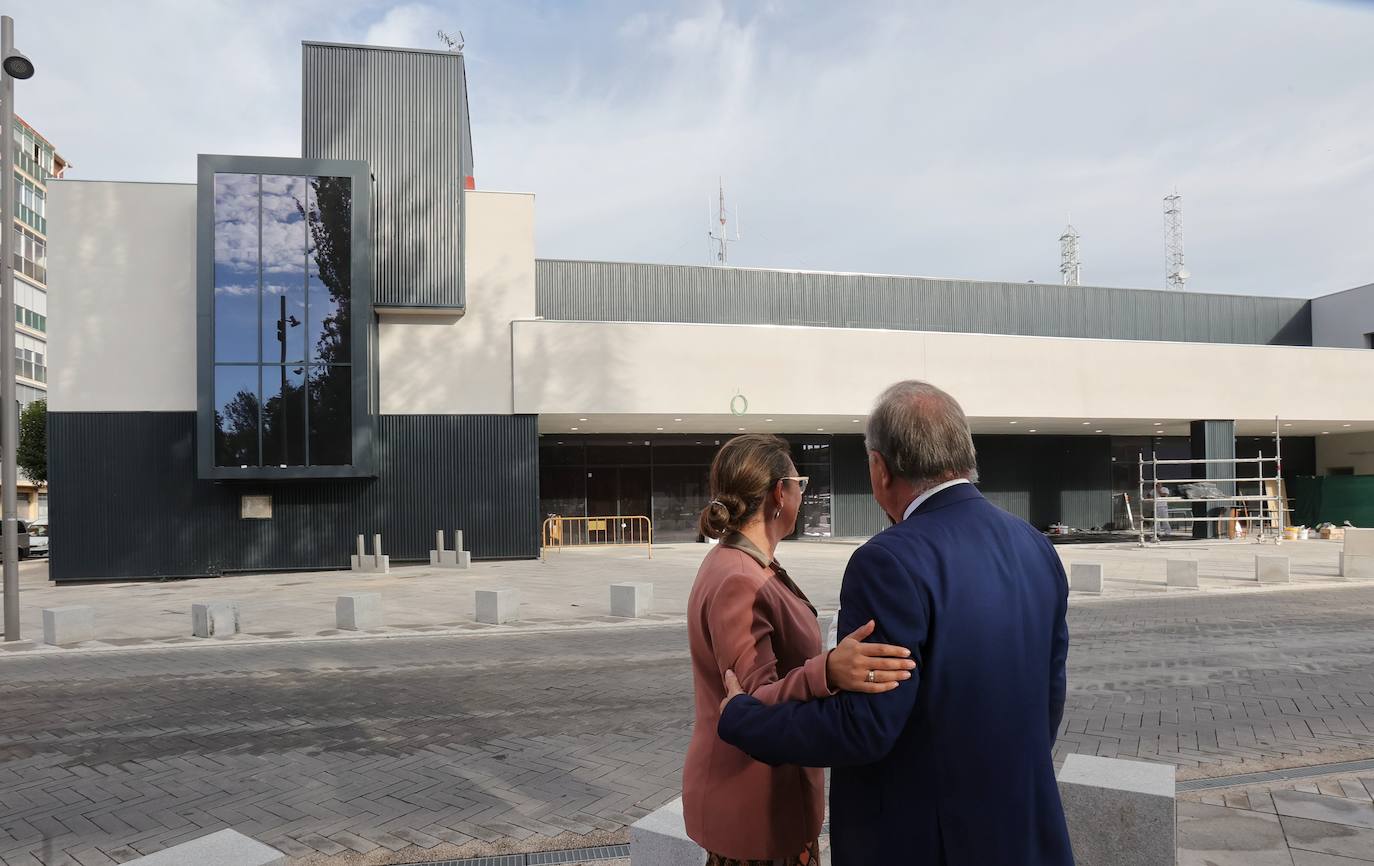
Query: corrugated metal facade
536 260 1313 346
302 42 468 310
831 434 1114 536
49 413 538 581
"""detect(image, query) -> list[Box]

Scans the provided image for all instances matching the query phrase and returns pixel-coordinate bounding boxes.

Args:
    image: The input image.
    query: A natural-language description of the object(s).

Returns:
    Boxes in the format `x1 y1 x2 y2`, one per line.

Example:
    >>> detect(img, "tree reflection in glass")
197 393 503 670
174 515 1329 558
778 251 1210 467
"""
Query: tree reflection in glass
303 176 352 464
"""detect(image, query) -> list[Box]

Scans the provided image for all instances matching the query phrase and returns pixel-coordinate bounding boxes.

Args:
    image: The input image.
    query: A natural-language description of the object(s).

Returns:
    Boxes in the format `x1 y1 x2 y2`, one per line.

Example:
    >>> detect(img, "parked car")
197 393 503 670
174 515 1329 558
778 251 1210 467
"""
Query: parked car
0 520 28 560
27 517 46 557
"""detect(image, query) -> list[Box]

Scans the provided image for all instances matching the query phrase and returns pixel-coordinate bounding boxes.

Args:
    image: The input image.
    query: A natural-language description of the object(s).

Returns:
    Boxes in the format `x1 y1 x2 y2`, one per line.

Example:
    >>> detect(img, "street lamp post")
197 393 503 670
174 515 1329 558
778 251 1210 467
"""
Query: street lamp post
1 15 34 641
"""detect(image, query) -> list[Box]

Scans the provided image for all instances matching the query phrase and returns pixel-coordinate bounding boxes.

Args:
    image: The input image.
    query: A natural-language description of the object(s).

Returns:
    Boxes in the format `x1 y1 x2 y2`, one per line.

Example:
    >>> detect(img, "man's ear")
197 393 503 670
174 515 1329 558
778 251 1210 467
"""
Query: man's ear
871 450 893 490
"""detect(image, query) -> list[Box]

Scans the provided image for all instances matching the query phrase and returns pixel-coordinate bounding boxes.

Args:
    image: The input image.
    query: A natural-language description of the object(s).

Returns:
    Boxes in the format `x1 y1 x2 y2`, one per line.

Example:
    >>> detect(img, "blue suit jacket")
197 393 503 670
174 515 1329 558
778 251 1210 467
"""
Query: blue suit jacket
718 484 1073 865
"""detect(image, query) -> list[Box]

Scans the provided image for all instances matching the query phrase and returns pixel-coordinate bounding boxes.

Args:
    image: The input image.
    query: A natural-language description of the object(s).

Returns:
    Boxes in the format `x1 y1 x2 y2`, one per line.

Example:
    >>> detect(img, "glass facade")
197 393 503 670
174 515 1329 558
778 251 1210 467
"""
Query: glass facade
15 275 46 332
211 171 354 468
538 435 834 543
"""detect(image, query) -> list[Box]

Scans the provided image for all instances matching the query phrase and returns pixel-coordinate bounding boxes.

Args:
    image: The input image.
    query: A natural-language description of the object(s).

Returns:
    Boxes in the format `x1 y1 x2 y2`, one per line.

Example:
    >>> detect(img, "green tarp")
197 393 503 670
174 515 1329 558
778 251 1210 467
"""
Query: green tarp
1291 475 1374 528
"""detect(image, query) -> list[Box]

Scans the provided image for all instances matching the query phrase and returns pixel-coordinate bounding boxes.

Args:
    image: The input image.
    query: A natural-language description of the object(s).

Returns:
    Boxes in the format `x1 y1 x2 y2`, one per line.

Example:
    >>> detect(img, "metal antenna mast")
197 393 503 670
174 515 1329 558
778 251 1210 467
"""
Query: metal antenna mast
1059 218 1081 286
437 29 464 52
1164 190 1188 290
707 178 740 265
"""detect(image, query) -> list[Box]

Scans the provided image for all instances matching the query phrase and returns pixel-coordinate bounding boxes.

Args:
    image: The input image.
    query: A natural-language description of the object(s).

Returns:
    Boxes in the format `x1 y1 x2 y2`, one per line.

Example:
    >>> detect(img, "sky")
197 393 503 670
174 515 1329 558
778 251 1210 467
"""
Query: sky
17 0 1374 297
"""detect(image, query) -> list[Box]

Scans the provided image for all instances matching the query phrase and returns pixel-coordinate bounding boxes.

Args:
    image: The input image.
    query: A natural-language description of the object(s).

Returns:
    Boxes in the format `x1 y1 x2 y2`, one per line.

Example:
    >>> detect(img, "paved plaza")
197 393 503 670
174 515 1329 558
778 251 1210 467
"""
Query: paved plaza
1 542 1373 864
0 536 1358 652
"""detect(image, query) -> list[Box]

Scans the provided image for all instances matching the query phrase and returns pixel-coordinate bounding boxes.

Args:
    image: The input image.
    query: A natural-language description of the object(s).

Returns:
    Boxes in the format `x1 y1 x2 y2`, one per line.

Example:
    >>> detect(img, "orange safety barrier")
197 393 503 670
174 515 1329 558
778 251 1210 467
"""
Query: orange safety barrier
541 515 653 560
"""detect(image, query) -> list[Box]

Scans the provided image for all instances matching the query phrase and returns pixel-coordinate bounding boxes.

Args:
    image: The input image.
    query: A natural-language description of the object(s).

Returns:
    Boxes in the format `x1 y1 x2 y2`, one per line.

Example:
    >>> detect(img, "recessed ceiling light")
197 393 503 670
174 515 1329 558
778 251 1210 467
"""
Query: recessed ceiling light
1009 421 1018 425
1322 431 1330 435
1081 421 1091 425
579 418 588 422
765 418 774 422
737 427 745 431
570 427 579 431
1094 429 1103 433
656 427 664 431
674 418 683 422
1028 428 1038 433
1283 423 1292 427
1343 423 1352 427
817 427 825 431
1153 422 1163 426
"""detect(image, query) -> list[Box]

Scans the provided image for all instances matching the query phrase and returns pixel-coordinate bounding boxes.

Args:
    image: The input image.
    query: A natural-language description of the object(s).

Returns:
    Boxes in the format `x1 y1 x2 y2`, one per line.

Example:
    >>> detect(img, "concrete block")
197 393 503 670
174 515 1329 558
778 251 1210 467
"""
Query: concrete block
610 582 654 618
41 606 94 646
630 796 706 866
1345 527 1374 556
476 588 519 624
1342 552 1374 579
1166 559 1199 589
1058 754 1175 866
819 612 838 651
336 592 383 630
349 553 390 574
191 602 241 638
1255 555 1290 584
1070 562 1103 594
121 828 286 866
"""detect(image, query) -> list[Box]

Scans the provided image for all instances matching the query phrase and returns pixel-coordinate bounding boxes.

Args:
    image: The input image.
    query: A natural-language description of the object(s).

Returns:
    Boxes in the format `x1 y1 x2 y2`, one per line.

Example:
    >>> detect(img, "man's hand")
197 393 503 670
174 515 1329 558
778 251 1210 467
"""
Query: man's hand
825 619 915 693
719 669 744 714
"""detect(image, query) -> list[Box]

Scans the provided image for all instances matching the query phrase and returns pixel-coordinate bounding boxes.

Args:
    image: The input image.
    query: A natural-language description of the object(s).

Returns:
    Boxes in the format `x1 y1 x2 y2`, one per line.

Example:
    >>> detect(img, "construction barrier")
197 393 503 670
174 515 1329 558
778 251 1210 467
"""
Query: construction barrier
541 515 653 560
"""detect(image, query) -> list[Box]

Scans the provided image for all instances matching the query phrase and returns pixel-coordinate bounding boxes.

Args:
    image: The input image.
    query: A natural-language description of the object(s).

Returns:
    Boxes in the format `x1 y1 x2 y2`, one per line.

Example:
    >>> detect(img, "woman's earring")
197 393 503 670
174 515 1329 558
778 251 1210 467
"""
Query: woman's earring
774 508 781 519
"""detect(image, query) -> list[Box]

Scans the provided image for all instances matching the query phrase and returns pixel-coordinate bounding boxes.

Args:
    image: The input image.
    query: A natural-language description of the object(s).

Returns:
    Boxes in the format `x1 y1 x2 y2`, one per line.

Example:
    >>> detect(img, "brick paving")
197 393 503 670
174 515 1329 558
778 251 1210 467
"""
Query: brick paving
3 585 1374 864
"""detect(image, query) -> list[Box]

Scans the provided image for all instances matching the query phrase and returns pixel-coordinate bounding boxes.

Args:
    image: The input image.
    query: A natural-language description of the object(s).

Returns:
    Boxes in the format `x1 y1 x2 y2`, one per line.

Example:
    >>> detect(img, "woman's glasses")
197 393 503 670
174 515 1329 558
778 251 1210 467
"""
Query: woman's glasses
778 475 810 493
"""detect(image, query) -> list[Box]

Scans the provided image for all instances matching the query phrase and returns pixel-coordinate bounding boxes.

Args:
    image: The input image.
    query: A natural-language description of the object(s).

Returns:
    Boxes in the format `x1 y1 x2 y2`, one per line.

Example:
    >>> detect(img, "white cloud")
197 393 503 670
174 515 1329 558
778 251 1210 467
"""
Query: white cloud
23 0 1374 297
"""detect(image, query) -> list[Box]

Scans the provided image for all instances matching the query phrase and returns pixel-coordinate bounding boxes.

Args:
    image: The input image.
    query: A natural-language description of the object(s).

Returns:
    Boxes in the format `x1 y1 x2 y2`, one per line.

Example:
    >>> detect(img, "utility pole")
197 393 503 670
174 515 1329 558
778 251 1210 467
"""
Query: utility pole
1 15 35 641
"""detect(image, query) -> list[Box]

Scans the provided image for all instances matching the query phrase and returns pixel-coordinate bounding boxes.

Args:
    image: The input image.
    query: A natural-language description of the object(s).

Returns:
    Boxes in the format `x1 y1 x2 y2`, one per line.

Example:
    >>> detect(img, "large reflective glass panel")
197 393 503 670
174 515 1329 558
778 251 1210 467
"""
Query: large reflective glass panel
211 171 354 469
261 175 308 365
213 174 260 362
307 177 351 363
261 365 307 467
214 366 260 467
308 366 352 465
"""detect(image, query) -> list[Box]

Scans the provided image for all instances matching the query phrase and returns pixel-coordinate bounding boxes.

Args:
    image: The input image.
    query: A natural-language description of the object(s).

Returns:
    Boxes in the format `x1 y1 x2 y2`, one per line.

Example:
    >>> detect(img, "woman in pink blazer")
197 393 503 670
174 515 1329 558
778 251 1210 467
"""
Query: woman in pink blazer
682 434 915 865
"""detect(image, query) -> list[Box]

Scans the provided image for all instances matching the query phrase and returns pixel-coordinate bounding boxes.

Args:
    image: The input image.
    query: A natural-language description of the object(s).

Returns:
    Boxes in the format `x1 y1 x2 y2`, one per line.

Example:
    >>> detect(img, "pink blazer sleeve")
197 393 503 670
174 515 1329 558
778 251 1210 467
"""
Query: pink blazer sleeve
705 570 834 705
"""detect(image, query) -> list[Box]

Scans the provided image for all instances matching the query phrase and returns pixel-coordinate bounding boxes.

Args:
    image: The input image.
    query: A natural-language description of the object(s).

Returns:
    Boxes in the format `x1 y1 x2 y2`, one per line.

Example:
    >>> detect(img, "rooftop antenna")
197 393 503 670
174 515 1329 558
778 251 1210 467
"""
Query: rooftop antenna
1164 189 1189 290
1059 217 1081 286
707 178 740 265
437 29 464 52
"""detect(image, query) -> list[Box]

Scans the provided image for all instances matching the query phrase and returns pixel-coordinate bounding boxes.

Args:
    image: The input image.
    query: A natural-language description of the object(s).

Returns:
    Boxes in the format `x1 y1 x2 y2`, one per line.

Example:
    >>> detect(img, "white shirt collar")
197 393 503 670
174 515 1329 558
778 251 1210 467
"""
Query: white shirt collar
902 478 972 522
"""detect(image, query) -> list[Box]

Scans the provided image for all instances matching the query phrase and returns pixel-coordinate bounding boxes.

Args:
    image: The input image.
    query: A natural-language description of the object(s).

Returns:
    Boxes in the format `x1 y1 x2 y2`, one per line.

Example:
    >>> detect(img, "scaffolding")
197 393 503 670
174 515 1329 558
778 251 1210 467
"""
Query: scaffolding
1137 427 1290 545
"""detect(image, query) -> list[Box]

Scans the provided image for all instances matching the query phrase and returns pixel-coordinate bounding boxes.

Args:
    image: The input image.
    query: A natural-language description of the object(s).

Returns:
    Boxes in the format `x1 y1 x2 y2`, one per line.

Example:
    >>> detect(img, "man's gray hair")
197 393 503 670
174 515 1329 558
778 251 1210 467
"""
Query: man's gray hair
865 380 979 485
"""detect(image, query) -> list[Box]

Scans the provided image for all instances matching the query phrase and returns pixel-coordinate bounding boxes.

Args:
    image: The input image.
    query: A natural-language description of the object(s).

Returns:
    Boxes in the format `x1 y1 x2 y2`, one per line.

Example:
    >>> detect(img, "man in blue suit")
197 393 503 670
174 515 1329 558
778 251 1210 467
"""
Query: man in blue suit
718 380 1073 865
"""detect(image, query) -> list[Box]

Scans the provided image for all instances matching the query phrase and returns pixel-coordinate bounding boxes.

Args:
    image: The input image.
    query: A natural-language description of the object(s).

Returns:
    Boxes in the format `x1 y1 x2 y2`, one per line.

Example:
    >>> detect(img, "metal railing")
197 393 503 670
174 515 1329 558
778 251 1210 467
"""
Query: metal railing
541 515 653 560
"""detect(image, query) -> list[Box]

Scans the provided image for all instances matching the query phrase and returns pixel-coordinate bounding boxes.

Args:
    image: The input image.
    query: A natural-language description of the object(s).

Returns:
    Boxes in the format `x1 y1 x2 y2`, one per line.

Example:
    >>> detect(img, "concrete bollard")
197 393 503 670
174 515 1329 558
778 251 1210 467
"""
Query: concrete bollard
1057 754 1175 866
610 582 654 618
41 606 94 646
350 533 390 573
336 592 383 630
1070 563 1104 594
121 828 285 866
1165 559 1199 589
430 529 472 569
1342 528 1374 579
629 797 706 866
1255 555 1290 584
475 588 519 624
191 602 241 638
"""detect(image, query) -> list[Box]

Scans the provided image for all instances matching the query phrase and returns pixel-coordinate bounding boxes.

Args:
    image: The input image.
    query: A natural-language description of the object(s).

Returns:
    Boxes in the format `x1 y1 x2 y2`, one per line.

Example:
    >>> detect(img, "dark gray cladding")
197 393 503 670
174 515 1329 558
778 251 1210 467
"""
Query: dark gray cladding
831 434 1112 536
536 260 1313 346
302 42 469 310
49 413 538 582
